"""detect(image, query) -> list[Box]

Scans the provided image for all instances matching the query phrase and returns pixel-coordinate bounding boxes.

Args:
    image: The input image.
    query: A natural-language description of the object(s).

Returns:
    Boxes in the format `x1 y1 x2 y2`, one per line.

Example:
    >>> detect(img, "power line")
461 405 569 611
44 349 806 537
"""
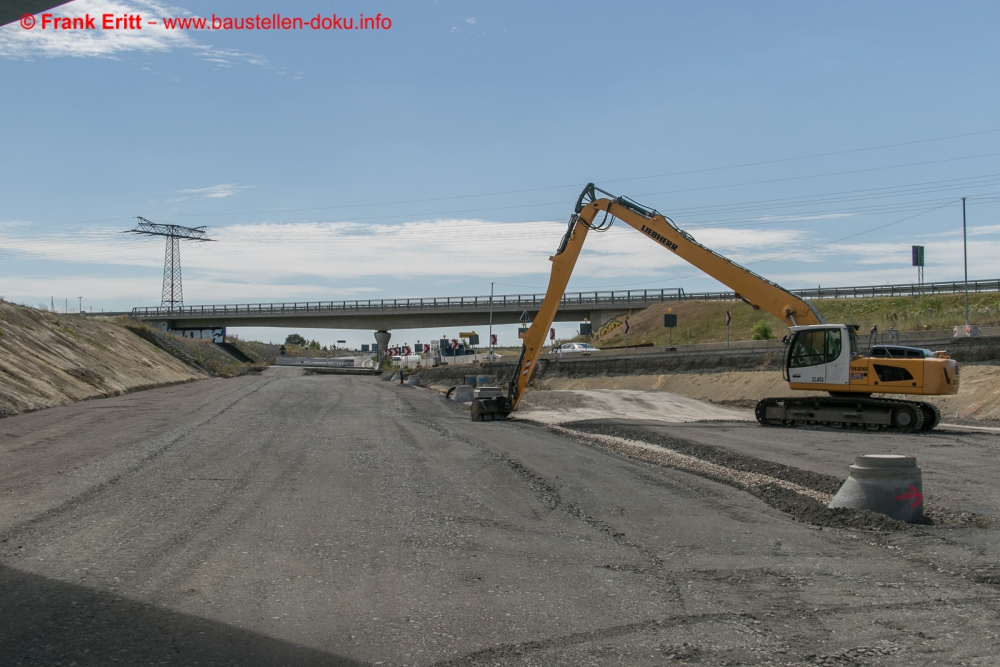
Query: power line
564 199 966 290
158 127 1000 219
134 150 1000 230
11 129 1000 230
668 173 1000 218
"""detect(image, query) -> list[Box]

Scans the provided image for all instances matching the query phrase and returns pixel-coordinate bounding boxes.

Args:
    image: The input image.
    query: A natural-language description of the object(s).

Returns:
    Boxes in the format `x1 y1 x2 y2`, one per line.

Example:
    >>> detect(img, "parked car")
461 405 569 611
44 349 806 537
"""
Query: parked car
549 342 598 355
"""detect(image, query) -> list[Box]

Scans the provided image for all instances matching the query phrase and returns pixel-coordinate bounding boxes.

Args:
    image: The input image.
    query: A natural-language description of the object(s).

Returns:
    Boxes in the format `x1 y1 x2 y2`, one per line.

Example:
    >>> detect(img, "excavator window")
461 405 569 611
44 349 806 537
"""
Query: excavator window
789 330 826 368
826 329 842 363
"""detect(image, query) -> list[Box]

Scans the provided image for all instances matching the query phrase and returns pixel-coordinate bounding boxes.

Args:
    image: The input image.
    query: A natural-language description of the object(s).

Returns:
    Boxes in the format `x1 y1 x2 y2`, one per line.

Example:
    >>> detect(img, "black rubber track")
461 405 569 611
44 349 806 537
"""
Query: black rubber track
754 395 940 432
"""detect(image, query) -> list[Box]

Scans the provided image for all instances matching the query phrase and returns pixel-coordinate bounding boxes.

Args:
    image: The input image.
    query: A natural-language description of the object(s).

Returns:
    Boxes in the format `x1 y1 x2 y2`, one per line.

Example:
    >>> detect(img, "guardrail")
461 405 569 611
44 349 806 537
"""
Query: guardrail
130 278 1000 319
788 279 1000 300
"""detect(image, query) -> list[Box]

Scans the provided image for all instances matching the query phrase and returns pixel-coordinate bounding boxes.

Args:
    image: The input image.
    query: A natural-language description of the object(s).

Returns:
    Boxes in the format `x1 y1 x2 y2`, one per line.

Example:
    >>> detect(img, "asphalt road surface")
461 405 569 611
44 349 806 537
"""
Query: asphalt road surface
2 367 999 666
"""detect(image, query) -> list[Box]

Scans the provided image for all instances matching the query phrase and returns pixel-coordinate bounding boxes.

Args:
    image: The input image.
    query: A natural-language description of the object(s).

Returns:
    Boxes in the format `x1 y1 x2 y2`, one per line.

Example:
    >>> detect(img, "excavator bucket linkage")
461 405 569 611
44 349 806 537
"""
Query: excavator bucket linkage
471 395 513 422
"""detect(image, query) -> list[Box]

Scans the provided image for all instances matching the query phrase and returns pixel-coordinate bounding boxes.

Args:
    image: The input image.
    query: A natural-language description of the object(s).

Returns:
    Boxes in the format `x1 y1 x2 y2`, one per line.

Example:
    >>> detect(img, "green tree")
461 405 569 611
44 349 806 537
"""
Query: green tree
285 333 307 346
751 321 774 340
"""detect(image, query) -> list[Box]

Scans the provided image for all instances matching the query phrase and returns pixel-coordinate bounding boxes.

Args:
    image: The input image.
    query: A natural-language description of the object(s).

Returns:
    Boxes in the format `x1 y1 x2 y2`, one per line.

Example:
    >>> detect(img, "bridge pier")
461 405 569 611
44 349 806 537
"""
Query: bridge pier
374 330 391 366
589 310 628 330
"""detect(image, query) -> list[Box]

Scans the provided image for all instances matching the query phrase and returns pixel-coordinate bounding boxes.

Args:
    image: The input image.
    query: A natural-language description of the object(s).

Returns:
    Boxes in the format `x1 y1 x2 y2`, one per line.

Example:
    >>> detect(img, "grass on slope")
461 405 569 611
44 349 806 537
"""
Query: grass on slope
122 320 268 377
589 292 1000 348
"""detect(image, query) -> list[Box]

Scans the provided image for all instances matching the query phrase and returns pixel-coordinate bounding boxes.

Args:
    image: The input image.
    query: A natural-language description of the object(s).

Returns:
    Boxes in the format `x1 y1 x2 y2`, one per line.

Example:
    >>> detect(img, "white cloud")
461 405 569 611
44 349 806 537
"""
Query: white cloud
1 0 191 58
0 0 267 66
4 217 999 307
466 17 476 24
0 218 809 289
176 183 252 199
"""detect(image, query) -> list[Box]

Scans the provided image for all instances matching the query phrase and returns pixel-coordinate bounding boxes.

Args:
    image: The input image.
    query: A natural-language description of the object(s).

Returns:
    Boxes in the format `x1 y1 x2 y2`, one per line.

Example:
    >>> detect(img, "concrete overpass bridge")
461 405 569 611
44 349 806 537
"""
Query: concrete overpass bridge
129 278 1000 334
130 287 690 332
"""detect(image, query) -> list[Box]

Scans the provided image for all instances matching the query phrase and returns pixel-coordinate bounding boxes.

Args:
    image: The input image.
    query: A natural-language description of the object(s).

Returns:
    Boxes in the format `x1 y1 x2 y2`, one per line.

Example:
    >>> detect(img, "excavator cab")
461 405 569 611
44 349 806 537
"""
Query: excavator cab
785 325 853 388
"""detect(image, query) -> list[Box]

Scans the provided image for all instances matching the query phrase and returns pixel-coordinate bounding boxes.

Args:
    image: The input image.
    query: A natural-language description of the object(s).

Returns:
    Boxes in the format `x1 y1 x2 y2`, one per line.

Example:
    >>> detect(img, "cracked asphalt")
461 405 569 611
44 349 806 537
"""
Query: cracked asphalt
1 367 999 665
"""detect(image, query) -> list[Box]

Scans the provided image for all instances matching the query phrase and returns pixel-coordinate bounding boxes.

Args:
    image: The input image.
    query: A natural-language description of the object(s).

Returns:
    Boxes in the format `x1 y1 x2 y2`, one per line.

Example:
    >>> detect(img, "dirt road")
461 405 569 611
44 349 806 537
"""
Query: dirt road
2 368 998 665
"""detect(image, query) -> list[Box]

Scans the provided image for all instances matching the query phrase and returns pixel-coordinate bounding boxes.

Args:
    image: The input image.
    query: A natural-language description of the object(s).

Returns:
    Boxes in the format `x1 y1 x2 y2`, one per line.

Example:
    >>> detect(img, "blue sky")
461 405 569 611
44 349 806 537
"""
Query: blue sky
2 1 999 348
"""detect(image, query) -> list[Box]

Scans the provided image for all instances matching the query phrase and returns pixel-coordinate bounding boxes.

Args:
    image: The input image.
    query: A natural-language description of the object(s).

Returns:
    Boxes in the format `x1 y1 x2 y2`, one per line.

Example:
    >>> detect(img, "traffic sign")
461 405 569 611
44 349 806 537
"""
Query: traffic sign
491 334 497 345
623 318 630 334
549 328 555 340
402 346 411 356
725 311 732 326
451 339 459 350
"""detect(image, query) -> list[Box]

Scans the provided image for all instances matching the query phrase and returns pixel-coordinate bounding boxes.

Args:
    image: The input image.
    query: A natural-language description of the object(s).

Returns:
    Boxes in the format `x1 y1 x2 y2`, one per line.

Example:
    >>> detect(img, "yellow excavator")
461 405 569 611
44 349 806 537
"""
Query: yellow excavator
472 184 959 431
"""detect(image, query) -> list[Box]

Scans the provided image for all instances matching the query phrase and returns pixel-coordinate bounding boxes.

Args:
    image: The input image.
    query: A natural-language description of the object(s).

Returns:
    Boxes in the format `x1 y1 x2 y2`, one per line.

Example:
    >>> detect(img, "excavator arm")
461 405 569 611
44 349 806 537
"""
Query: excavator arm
470 183 823 421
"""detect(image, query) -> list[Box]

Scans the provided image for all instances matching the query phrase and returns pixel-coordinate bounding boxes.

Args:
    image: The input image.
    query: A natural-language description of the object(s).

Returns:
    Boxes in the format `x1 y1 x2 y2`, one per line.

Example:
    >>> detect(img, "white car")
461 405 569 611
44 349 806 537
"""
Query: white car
549 342 598 355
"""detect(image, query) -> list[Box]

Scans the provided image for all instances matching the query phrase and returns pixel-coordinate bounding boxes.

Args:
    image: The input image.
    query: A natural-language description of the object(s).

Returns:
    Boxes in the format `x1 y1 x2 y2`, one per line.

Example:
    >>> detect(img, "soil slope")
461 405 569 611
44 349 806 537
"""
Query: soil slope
591 292 1000 348
0 302 205 417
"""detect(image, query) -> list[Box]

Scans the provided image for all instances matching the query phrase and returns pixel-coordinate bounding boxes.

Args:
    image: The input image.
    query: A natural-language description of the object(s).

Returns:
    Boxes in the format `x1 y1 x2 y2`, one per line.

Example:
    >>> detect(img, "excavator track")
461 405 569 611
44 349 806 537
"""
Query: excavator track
755 396 940 432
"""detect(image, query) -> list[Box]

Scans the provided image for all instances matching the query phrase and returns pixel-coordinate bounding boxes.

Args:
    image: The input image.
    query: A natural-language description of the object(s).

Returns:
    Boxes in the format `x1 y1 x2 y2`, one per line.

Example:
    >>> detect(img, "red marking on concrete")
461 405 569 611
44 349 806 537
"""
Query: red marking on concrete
895 485 923 509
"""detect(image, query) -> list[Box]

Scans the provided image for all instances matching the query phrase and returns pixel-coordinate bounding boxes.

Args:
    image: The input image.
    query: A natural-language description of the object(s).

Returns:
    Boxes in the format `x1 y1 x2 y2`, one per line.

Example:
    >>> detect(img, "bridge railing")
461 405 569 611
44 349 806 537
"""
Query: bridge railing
130 288 688 317
130 278 1000 319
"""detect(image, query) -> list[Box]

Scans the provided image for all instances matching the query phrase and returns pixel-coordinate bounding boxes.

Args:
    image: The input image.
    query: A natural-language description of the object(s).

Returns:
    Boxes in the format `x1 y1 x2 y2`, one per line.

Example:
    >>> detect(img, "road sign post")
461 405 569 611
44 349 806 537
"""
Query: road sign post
912 245 925 285
664 310 677 347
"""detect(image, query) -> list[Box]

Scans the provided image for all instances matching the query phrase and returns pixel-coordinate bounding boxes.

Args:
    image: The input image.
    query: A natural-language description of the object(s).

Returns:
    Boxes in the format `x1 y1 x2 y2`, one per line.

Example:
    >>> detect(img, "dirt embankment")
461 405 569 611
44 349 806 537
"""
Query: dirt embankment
124 324 274 376
0 302 206 417
415 349 784 390
588 292 1000 348
417 338 1000 422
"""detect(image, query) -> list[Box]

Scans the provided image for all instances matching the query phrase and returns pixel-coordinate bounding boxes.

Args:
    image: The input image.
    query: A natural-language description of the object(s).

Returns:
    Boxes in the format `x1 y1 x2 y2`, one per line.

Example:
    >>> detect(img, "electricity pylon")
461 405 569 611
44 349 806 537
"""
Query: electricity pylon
126 217 215 310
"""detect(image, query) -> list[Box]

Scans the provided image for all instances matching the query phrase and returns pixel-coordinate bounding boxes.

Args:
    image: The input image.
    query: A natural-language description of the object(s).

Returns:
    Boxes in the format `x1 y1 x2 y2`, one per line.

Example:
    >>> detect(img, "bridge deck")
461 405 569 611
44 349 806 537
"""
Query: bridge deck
129 278 1000 330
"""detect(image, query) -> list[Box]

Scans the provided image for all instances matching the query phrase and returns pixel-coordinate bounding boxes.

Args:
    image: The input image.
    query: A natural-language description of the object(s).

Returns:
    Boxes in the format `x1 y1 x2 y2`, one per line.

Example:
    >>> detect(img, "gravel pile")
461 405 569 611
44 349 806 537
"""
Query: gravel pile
563 421 844 494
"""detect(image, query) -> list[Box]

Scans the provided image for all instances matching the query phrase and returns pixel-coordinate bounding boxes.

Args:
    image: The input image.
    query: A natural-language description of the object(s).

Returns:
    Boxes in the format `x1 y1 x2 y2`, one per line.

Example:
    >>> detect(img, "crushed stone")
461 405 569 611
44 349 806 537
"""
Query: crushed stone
548 422 911 533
